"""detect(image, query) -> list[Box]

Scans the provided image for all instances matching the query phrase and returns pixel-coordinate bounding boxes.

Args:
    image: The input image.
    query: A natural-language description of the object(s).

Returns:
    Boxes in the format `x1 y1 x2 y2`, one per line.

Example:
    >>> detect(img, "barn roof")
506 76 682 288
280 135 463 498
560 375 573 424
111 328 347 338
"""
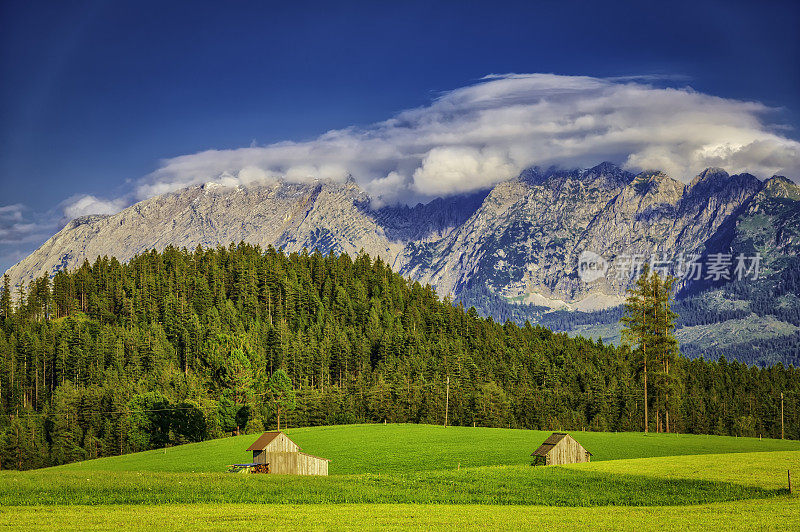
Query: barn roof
530 432 592 457
531 432 567 456
246 431 301 451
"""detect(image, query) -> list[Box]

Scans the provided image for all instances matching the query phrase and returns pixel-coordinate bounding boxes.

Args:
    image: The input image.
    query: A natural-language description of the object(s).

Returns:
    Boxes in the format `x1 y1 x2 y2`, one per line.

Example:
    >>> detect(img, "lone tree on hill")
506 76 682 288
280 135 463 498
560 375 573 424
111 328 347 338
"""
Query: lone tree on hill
621 265 679 433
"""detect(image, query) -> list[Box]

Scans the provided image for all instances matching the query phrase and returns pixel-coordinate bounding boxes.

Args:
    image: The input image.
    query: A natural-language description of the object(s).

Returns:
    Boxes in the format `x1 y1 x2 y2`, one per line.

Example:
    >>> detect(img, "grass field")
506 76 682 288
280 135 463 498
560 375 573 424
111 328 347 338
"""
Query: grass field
0 464 780 506
5 500 800 531
1 424 798 530
55 423 800 474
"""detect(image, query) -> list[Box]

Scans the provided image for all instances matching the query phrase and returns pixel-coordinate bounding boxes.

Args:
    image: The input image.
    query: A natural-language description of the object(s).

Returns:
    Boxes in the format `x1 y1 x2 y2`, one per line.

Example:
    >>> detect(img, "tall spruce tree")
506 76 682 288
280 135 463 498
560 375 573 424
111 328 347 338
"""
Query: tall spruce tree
650 272 679 432
267 369 295 431
621 266 680 433
0 274 11 323
621 266 655 433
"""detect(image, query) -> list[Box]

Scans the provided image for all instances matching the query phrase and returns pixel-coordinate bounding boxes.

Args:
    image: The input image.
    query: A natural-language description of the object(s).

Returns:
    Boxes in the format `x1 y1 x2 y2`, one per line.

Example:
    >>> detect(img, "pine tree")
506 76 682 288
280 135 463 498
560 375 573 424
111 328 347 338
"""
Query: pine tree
0 274 11 323
650 272 679 433
267 369 295 430
621 266 656 433
621 266 680 433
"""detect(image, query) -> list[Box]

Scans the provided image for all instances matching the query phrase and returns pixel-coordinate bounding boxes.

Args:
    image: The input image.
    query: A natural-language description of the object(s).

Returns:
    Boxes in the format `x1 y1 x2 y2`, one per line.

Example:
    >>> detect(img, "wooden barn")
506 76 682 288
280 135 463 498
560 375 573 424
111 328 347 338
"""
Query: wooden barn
531 432 591 466
245 431 329 476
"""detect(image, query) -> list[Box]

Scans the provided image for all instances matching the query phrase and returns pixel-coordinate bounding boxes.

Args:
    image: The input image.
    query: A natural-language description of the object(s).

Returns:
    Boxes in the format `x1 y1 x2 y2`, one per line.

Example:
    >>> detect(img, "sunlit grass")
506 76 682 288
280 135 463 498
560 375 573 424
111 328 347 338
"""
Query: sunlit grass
2 424 797 530
0 464 782 506
54 424 800 475
4 499 799 532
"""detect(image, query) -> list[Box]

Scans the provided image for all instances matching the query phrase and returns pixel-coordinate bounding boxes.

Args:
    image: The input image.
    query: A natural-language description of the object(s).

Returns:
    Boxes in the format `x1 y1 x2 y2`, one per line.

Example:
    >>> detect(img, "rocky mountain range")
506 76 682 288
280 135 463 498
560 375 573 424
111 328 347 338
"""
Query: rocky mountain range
5 163 800 365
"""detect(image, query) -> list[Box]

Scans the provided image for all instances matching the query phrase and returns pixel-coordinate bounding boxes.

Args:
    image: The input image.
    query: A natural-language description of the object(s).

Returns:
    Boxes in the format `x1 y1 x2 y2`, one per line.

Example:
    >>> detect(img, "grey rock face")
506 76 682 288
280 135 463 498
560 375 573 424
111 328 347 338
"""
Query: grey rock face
6 180 407 292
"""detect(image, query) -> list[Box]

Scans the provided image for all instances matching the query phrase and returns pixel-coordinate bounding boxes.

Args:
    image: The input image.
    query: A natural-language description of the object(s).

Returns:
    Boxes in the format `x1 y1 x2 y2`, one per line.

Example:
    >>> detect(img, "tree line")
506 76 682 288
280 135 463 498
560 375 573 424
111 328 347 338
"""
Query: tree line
0 243 797 469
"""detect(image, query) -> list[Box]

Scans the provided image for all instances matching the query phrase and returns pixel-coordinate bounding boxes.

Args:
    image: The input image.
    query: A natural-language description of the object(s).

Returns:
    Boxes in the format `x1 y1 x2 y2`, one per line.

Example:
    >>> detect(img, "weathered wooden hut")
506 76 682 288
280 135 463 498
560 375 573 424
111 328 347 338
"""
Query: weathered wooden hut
531 432 591 466
246 431 329 475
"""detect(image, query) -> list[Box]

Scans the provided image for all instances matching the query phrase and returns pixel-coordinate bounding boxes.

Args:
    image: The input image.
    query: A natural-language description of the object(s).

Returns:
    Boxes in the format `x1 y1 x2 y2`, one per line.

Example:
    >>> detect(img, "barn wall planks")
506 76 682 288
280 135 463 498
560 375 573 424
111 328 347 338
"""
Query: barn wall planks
263 433 300 453
546 434 590 465
259 452 329 475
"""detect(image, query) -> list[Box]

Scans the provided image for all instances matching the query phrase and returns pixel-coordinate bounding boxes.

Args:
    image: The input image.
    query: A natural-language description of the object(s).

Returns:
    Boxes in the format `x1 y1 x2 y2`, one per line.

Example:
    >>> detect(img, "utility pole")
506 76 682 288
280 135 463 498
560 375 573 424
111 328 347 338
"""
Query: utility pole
781 392 785 440
444 375 450 428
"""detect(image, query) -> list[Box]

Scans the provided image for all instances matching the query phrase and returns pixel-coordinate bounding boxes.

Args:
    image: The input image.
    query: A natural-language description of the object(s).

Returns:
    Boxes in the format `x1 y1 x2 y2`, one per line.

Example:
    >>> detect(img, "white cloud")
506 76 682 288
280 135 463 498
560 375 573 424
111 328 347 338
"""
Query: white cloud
61 194 128 219
412 146 518 196
1 195 129 272
0 204 52 245
129 74 799 204
0 204 25 223
5 73 800 274
0 203 60 274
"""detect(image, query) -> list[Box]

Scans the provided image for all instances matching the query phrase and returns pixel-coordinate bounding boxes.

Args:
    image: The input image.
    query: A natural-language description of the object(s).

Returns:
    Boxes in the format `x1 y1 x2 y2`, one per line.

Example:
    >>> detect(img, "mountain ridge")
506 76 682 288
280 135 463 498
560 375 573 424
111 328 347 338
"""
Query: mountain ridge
7 163 795 304
8 162 800 365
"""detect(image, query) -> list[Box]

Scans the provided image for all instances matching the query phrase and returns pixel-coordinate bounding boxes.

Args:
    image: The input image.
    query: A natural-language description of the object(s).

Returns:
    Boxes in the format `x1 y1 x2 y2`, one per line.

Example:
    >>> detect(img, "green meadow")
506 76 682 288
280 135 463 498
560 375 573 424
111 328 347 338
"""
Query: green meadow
0 424 798 530
7 501 800 531
54 423 800 474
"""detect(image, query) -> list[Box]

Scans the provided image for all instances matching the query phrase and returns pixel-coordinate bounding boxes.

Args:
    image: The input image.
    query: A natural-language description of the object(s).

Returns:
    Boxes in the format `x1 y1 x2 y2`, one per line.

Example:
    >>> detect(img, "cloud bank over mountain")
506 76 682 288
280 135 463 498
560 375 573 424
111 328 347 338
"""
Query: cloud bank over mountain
3 73 800 274
130 73 800 206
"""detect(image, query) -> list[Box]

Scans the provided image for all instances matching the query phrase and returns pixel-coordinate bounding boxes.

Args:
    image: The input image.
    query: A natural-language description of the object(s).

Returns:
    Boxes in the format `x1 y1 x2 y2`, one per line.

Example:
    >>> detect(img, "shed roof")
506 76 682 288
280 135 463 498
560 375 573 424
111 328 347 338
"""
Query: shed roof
531 432 592 457
531 432 567 457
246 431 301 451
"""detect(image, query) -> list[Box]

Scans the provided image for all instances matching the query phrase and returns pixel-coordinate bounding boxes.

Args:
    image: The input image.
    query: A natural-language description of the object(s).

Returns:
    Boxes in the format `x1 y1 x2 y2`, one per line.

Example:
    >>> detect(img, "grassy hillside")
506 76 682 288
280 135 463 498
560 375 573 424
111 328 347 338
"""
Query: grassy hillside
581 450 800 489
0 464 780 506
3 424 797 529
55 424 800 474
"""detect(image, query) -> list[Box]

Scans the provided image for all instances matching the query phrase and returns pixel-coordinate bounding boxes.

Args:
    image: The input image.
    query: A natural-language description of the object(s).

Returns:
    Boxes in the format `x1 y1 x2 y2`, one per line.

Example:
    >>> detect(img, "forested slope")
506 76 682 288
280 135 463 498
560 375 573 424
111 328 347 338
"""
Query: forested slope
0 244 797 470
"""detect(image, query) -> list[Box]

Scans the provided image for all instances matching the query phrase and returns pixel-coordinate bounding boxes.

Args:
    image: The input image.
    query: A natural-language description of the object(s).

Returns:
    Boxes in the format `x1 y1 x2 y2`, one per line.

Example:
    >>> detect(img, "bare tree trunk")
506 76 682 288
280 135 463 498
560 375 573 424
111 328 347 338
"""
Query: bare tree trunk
445 375 450 428
644 355 648 433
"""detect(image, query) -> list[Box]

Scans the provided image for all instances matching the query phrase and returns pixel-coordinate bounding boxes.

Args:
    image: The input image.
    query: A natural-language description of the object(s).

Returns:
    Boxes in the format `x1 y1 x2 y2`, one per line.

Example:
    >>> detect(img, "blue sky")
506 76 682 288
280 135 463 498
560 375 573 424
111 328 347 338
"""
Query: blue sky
1 0 799 272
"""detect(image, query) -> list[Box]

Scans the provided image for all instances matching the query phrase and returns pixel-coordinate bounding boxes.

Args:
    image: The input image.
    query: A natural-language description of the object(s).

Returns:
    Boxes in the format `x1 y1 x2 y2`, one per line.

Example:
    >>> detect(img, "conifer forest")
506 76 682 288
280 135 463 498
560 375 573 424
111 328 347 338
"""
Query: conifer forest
0 244 797 469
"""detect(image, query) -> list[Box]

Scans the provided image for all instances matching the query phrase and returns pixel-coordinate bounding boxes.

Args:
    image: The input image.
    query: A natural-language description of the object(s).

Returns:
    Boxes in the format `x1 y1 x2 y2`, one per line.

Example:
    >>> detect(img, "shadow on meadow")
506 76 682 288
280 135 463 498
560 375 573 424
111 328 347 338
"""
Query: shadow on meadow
0 464 784 506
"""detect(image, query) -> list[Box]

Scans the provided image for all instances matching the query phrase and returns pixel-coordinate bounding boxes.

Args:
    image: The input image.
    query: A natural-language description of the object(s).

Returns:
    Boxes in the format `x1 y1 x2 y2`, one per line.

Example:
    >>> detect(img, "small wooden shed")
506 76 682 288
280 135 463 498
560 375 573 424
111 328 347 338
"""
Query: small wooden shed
531 432 591 466
246 431 329 476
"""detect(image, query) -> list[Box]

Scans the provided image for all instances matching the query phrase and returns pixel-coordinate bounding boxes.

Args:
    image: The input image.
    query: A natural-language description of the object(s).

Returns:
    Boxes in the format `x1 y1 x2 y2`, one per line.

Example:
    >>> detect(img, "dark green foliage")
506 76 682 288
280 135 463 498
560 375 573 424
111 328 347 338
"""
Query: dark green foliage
620 267 680 433
0 243 798 470
266 369 295 431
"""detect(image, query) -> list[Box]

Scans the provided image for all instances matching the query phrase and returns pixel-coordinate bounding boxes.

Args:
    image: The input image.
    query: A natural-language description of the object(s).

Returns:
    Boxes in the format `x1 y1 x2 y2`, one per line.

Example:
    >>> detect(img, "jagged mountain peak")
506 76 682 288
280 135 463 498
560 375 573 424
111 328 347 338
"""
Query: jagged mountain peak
517 162 632 190
629 170 683 197
762 175 800 200
517 165 554 185
588 161 622 174
583 161 634 189
68 214 111 228
632 169 672 183
371 190 488 243
729 172 762 190
685 168 762 202
767 174 795 186
690 167 730 186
